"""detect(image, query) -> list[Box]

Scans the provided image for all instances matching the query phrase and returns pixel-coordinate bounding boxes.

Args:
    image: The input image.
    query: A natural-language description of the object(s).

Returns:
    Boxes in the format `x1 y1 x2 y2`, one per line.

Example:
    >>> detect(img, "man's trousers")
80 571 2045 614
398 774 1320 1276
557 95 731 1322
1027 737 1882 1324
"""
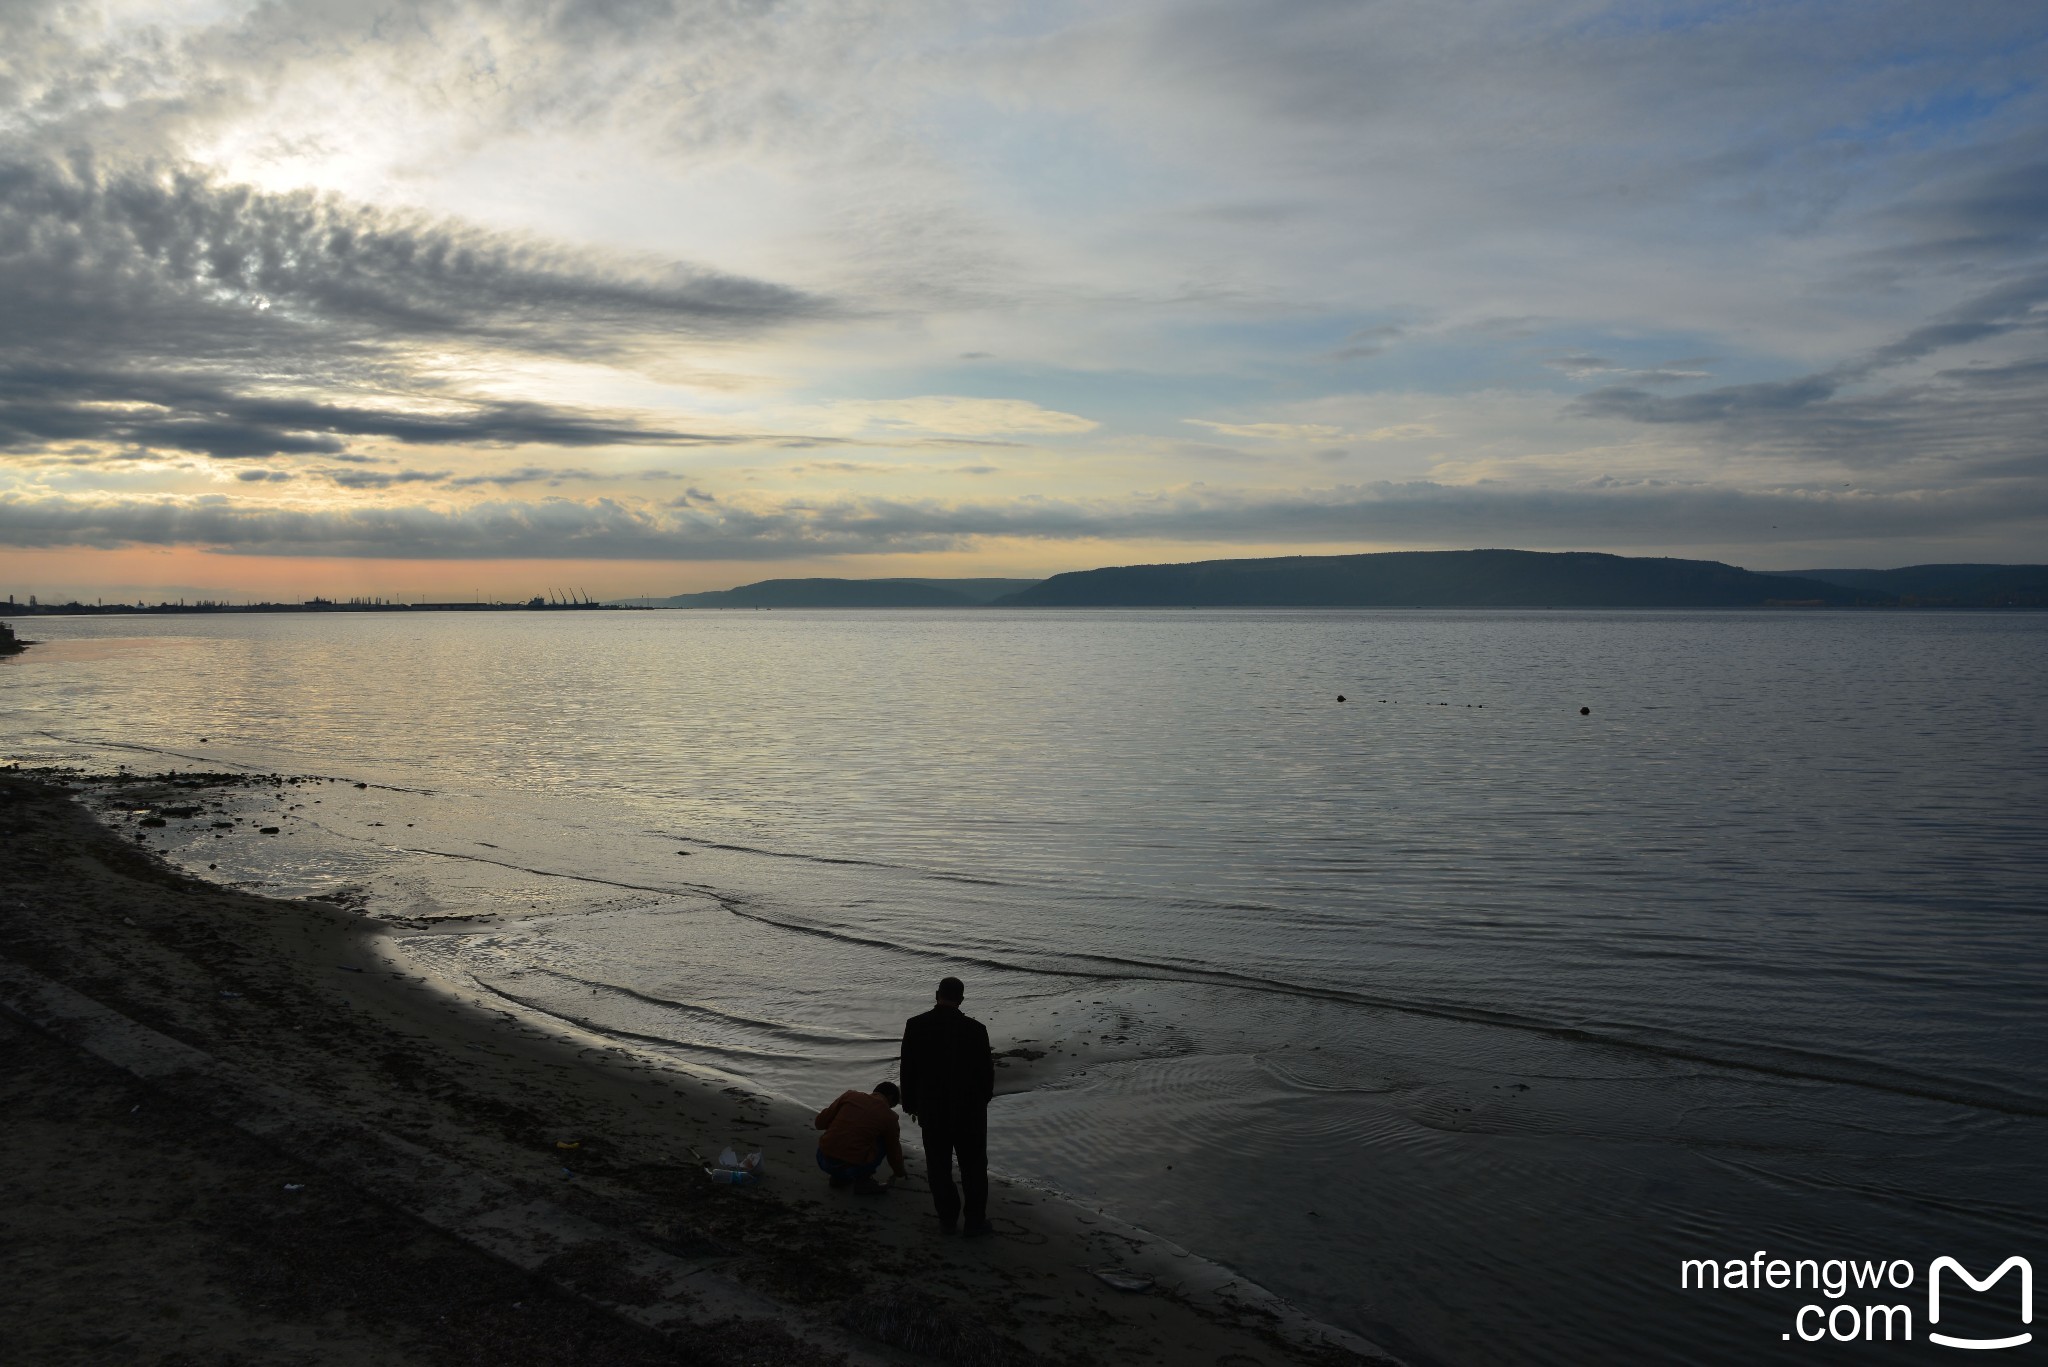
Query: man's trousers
917 1108 988 1228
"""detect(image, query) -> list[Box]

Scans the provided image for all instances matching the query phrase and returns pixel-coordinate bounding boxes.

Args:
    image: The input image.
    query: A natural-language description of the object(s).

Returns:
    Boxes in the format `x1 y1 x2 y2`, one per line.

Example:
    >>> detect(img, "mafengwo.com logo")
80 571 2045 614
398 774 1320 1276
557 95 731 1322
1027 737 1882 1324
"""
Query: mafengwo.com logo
1680 1252 2032 1348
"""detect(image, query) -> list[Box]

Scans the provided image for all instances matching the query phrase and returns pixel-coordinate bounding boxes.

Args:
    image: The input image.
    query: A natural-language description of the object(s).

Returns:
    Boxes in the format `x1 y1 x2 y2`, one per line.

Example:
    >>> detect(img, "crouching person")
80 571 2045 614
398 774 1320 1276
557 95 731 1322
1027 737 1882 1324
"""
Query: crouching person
814 1080 908 1194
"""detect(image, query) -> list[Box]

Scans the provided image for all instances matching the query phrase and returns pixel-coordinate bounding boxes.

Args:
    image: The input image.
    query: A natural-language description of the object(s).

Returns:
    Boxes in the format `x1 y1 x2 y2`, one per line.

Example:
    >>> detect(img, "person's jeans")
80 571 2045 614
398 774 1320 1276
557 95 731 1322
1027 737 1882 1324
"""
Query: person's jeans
816 1139 885 1181
918 1108 987 1226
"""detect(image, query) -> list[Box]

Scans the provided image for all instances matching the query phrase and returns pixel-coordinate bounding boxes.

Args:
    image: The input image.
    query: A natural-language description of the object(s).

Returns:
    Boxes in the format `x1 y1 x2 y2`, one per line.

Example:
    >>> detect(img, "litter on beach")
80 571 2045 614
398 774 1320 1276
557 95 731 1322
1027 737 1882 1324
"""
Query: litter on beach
715 1146 765 1174
704 1166 757 1186
699 1145 765 1184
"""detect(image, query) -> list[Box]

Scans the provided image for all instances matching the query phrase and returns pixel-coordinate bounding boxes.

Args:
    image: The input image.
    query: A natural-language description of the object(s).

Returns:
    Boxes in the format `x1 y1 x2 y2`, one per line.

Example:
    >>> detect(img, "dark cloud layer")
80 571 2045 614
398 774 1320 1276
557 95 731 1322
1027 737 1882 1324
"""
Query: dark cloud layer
4 478 2039 561
1572 272 2048 477
0 364 758 460
0 155 829 460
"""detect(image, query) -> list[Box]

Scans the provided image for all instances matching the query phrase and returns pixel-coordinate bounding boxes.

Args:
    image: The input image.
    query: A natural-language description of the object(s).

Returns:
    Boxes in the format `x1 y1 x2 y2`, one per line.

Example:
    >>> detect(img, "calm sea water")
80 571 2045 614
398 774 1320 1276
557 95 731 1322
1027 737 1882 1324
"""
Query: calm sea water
6 608 2045 1364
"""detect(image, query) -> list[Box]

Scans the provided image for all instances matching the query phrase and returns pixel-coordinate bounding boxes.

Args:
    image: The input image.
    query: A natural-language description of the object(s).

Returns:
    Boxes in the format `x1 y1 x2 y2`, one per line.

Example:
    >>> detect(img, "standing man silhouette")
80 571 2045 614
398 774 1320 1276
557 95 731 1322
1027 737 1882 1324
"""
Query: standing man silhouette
900 975 995 1235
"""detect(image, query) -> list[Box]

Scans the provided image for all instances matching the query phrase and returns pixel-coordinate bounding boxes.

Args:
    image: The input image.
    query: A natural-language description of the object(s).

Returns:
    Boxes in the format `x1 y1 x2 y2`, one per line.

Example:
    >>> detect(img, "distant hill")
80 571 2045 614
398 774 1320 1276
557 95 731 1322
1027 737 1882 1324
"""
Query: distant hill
996 550 1886 608
625 577 1042 608
1781 564 2048 608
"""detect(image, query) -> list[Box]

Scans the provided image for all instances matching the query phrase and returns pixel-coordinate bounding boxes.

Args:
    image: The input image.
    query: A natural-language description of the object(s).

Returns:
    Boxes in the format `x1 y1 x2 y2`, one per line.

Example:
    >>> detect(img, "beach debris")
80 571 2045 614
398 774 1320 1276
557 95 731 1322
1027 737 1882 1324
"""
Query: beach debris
555 1140 581 1152
716 1146 765 1175
354 782 367 788
1089 1268 1153 1293
218 990 243 999
703 1146 765 1185
337 965 364 973
1580 706 1591 715
706 1166 757 1186
1337 694 1346 702
283 1183 304 1192
259 826 280 834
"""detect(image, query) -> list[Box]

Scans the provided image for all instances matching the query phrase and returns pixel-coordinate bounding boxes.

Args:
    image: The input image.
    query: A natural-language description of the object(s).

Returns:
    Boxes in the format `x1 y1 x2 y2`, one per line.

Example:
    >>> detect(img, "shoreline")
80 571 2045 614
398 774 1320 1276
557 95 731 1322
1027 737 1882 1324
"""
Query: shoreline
2 770 1400 1367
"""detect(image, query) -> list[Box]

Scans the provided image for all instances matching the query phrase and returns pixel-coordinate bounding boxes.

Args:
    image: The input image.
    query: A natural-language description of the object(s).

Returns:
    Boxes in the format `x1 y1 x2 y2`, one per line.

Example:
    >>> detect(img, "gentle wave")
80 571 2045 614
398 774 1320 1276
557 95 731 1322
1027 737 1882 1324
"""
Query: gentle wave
707 898 2048 1118
519 965 895 1048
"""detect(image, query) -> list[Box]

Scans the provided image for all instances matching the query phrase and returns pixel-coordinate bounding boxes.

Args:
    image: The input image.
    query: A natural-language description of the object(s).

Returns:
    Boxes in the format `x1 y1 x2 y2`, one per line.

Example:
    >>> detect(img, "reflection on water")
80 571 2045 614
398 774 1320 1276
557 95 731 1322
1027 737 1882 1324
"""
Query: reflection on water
4 635 207 665
5 608 2046 1366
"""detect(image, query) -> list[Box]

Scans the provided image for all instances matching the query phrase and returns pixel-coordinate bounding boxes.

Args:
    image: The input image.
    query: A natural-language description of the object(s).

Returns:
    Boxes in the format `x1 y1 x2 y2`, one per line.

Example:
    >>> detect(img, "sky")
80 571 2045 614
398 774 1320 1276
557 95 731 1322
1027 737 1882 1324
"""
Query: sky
2 0 2045 602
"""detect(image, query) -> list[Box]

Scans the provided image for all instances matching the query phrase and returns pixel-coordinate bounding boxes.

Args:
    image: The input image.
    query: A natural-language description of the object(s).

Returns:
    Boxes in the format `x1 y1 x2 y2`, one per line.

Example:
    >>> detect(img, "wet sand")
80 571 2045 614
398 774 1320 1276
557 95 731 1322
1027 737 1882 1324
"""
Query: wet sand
1 771 1395 1367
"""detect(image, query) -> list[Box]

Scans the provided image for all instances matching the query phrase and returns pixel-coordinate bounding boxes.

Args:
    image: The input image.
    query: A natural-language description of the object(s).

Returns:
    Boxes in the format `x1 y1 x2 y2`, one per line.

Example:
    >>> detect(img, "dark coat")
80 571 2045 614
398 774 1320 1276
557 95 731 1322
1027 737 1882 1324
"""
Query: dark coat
899 1005 994 1119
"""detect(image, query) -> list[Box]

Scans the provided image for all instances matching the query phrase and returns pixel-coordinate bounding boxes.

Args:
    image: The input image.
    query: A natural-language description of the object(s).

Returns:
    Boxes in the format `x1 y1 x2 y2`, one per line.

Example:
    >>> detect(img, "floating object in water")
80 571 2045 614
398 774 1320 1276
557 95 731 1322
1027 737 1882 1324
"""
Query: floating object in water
1580 706 1591 715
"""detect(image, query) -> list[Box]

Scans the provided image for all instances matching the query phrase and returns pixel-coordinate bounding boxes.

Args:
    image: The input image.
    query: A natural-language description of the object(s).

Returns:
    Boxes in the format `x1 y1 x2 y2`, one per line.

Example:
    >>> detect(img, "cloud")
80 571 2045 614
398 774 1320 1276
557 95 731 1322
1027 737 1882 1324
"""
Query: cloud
1361 423 1437 442
1333 325 1403 361
819 396 1097 436
1886 158 2048 263
1570 272 2048 475
445 467 604 488
1574 375 1844 425
0 157 828 366
4 477 2041 561
1543 354 1709 386
1184 420 1349 442
1182 419 1437 444
320 468 452 490
0 366 771 460
0 154 831 462
5 0 2048 568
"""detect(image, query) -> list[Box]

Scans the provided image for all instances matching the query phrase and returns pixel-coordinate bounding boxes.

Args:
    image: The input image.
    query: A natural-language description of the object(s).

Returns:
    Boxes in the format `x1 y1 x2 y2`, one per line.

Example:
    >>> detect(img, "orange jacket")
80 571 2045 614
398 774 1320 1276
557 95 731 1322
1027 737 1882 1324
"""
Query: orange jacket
813 1089 906 1176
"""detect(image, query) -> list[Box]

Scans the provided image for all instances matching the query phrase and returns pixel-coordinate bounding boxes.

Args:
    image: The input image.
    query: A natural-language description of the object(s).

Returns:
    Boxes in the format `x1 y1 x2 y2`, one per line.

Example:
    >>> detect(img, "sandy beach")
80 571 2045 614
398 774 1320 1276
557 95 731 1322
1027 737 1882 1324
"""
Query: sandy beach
1 769 1395 1367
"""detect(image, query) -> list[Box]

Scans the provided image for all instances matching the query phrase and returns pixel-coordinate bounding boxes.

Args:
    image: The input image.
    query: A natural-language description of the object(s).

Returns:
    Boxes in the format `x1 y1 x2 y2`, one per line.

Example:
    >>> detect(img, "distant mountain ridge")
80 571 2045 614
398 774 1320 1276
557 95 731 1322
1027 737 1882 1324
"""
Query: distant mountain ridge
625 577 1042 608
617 556 2047 611
995 550 1883 608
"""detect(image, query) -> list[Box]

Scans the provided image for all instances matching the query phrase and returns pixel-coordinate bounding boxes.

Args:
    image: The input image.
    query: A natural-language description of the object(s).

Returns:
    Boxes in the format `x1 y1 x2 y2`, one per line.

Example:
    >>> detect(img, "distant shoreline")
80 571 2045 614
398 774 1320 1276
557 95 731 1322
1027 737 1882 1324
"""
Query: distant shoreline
3 601 646 616
10 600 2047 618
15 549 2046 614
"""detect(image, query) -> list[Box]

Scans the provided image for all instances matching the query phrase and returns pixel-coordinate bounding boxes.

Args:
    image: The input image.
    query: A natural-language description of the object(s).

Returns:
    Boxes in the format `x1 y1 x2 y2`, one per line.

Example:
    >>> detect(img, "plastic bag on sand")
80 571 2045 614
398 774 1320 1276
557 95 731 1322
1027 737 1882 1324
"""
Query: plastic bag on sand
716 1146 765 1175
